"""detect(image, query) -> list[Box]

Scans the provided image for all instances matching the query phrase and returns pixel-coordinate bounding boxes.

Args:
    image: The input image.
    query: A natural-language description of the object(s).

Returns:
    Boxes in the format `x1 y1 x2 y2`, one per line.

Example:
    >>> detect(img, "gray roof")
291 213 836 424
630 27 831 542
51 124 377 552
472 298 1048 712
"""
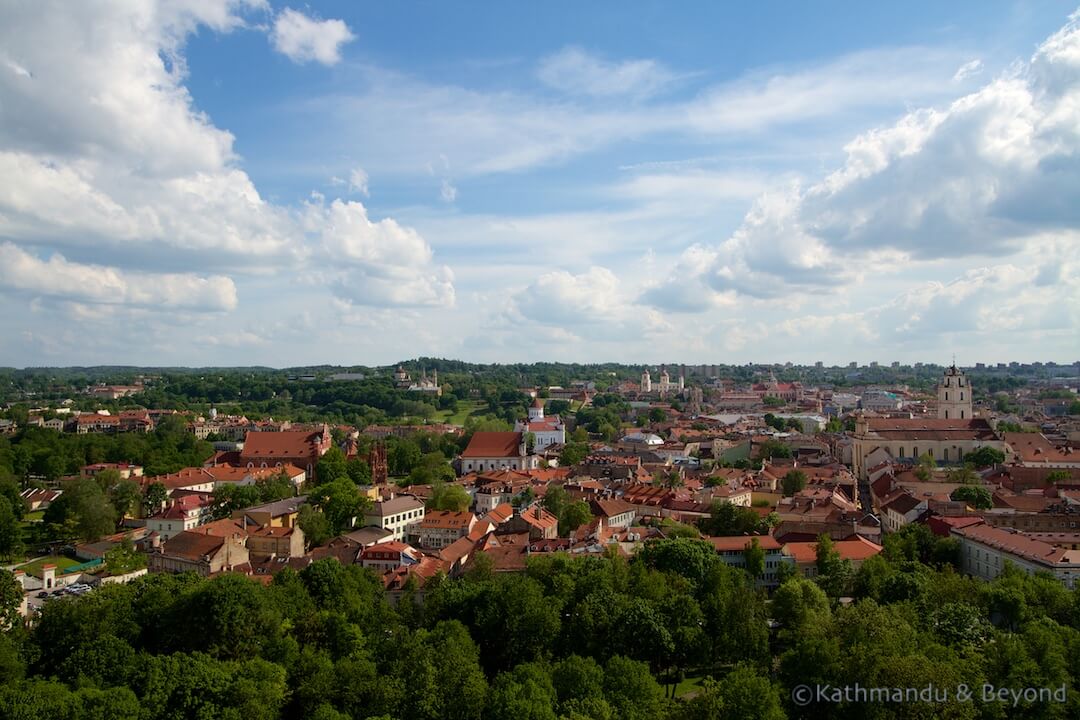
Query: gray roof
241 495 308 516
368 495 425 517
342 526 395 546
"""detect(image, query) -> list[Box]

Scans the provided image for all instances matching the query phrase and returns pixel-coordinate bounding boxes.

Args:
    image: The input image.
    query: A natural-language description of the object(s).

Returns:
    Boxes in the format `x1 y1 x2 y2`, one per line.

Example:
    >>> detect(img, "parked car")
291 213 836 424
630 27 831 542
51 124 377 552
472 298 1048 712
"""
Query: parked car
51 589 65 596
36 591 48 599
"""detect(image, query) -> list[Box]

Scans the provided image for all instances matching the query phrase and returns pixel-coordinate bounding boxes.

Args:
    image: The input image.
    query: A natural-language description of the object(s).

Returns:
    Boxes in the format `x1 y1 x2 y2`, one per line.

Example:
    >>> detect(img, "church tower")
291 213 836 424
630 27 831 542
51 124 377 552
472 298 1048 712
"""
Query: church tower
937 364 972 420
528 397 545 422
641 369 652 393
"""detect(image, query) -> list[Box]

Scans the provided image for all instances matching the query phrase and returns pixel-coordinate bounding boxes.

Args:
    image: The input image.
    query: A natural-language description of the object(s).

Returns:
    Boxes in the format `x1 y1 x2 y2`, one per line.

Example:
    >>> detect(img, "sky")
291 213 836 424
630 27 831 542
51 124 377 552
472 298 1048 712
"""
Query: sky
1 1 1078 368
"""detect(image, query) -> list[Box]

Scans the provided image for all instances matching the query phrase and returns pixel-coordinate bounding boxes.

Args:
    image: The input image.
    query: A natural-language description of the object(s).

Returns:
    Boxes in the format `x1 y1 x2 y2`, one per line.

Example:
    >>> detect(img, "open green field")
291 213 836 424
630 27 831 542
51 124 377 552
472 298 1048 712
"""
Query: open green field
434 400 489 425
672 674 708 698
17 555 81 578
22 510 44 523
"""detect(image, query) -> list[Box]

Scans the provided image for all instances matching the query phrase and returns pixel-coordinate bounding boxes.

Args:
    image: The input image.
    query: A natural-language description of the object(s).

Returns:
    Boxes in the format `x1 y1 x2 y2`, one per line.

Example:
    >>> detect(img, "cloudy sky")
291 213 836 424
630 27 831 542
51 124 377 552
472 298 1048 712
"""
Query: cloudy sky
1 1 1078 367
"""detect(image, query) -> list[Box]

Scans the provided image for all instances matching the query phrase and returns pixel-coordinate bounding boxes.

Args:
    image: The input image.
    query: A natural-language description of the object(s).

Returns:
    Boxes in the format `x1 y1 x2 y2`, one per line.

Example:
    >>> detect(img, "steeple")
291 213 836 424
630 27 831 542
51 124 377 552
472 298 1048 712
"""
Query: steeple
936 363 972 420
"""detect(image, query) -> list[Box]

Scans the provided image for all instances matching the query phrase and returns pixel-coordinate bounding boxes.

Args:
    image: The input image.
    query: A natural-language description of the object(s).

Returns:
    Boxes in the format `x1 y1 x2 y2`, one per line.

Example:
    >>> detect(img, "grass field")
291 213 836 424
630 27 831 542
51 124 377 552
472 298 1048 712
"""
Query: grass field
672 674 708 698
18 555 81 578
22 510 44 522
434 400 489 425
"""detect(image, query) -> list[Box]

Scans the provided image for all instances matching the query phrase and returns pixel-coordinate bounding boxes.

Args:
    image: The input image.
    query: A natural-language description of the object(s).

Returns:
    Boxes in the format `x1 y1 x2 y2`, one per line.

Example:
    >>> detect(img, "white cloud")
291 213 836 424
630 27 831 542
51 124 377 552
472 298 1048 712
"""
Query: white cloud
348 167 370 196
270 8 354 66
644 12 1080 309
685 47 964 135
313 44 963 179
0 0 452 322
307 198 455 308
440 179 458 203
0 242 237 311
953 59 984 82
537 47 677 99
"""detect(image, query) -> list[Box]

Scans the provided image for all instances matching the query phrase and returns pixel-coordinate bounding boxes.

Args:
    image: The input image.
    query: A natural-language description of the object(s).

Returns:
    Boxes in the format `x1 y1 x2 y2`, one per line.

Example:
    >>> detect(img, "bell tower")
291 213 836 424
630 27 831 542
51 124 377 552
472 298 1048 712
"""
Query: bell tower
937 363 972 420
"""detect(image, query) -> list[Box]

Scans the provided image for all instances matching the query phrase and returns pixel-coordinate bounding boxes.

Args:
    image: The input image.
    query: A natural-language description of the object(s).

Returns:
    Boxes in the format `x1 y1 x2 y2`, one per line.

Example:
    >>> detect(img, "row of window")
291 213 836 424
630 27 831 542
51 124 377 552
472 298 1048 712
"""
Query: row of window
385 509 424 526
896 446 967 462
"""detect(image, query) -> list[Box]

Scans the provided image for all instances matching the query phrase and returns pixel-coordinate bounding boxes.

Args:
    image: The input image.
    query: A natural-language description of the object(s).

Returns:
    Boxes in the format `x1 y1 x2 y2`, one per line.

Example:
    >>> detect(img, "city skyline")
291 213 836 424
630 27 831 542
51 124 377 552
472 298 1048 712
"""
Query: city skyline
1 2 1079 366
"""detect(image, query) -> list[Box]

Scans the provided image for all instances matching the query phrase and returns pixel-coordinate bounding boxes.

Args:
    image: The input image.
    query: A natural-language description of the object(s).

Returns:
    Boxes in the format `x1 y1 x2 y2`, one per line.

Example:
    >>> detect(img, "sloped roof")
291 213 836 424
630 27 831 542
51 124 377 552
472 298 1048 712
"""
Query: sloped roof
162 531 224 560
240 429 326 459
461 432 524 458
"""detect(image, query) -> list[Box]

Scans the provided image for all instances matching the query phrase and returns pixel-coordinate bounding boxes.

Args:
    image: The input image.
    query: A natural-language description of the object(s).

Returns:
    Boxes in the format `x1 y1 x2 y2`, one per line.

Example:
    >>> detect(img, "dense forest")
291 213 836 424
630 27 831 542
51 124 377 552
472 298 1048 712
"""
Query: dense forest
1 530 1078 720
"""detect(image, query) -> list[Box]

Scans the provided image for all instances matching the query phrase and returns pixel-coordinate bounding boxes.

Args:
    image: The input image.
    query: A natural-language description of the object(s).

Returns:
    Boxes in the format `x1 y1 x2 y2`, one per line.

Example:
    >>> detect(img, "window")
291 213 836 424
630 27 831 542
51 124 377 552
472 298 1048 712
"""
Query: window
961 410 965 419
943 448 949 462
945 410 949 419
960 392 964 401
945 392 949 401
899 447 905 458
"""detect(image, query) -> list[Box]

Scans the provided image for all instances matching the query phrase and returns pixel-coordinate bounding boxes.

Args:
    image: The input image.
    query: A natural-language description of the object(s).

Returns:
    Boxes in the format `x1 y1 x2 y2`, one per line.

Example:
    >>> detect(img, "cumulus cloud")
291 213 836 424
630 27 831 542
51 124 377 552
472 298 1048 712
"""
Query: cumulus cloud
307 198 455 308
0 0 453 324
0 0 297 267
644 12 1080 310
270 8 354 66
0 243 237 311
537 47 677 99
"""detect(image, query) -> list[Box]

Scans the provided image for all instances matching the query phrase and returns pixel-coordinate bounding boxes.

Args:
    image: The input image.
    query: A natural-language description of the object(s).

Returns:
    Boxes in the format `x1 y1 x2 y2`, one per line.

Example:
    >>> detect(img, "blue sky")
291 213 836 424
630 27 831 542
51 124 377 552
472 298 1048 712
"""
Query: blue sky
1 1 1078 367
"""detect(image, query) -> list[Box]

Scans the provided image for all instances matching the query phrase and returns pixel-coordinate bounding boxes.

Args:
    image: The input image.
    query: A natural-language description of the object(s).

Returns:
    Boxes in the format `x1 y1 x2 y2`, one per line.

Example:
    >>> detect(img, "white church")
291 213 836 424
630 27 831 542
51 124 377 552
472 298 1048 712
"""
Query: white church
514 398 566 451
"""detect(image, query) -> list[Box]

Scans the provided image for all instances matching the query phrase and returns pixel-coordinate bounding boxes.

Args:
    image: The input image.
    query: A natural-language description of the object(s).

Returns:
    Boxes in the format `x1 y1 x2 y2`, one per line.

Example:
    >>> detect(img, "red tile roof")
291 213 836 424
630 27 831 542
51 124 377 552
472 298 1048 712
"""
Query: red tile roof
461 432 524 458
706 535 783 552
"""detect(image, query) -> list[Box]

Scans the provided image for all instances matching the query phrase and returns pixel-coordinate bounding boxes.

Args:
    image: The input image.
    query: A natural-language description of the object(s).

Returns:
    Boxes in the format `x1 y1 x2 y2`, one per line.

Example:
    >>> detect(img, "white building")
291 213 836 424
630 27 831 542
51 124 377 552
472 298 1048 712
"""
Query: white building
362 495 426 542
514 399 566 451
952 522 1080 589
459 432 538 474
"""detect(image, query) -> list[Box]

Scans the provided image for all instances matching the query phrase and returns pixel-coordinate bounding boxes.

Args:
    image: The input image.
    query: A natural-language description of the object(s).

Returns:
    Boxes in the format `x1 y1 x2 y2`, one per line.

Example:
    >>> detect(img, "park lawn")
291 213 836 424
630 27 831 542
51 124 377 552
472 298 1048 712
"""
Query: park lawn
435 400 488 425
18 555 81 578
672 674 709 698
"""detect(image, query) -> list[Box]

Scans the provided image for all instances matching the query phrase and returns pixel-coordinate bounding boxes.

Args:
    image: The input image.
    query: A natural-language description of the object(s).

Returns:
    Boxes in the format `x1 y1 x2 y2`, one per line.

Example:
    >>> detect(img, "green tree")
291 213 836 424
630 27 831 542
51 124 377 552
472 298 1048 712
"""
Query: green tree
602 655 665 720
308 479 367 535
781 469 807 496
945 464 979 484
913 452 937 481
771 577 830 631
757 439 791 459
345 456 372 485
814 535 852 599
104 535 146 575
406 452 455 486
143 481 168 516
0 497 24 561
674 665 785 720
65 477 117 542
0 569 22 630
428 483 472 512
1045 469 1070 483
743 537 766 580
486 663 557 720
559 442 589 467
108 479 141 522
965 446 1005 468
541 484 568 518
950 485 993 510
699 502 769 536
316 446 348 484
559 500 593 536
